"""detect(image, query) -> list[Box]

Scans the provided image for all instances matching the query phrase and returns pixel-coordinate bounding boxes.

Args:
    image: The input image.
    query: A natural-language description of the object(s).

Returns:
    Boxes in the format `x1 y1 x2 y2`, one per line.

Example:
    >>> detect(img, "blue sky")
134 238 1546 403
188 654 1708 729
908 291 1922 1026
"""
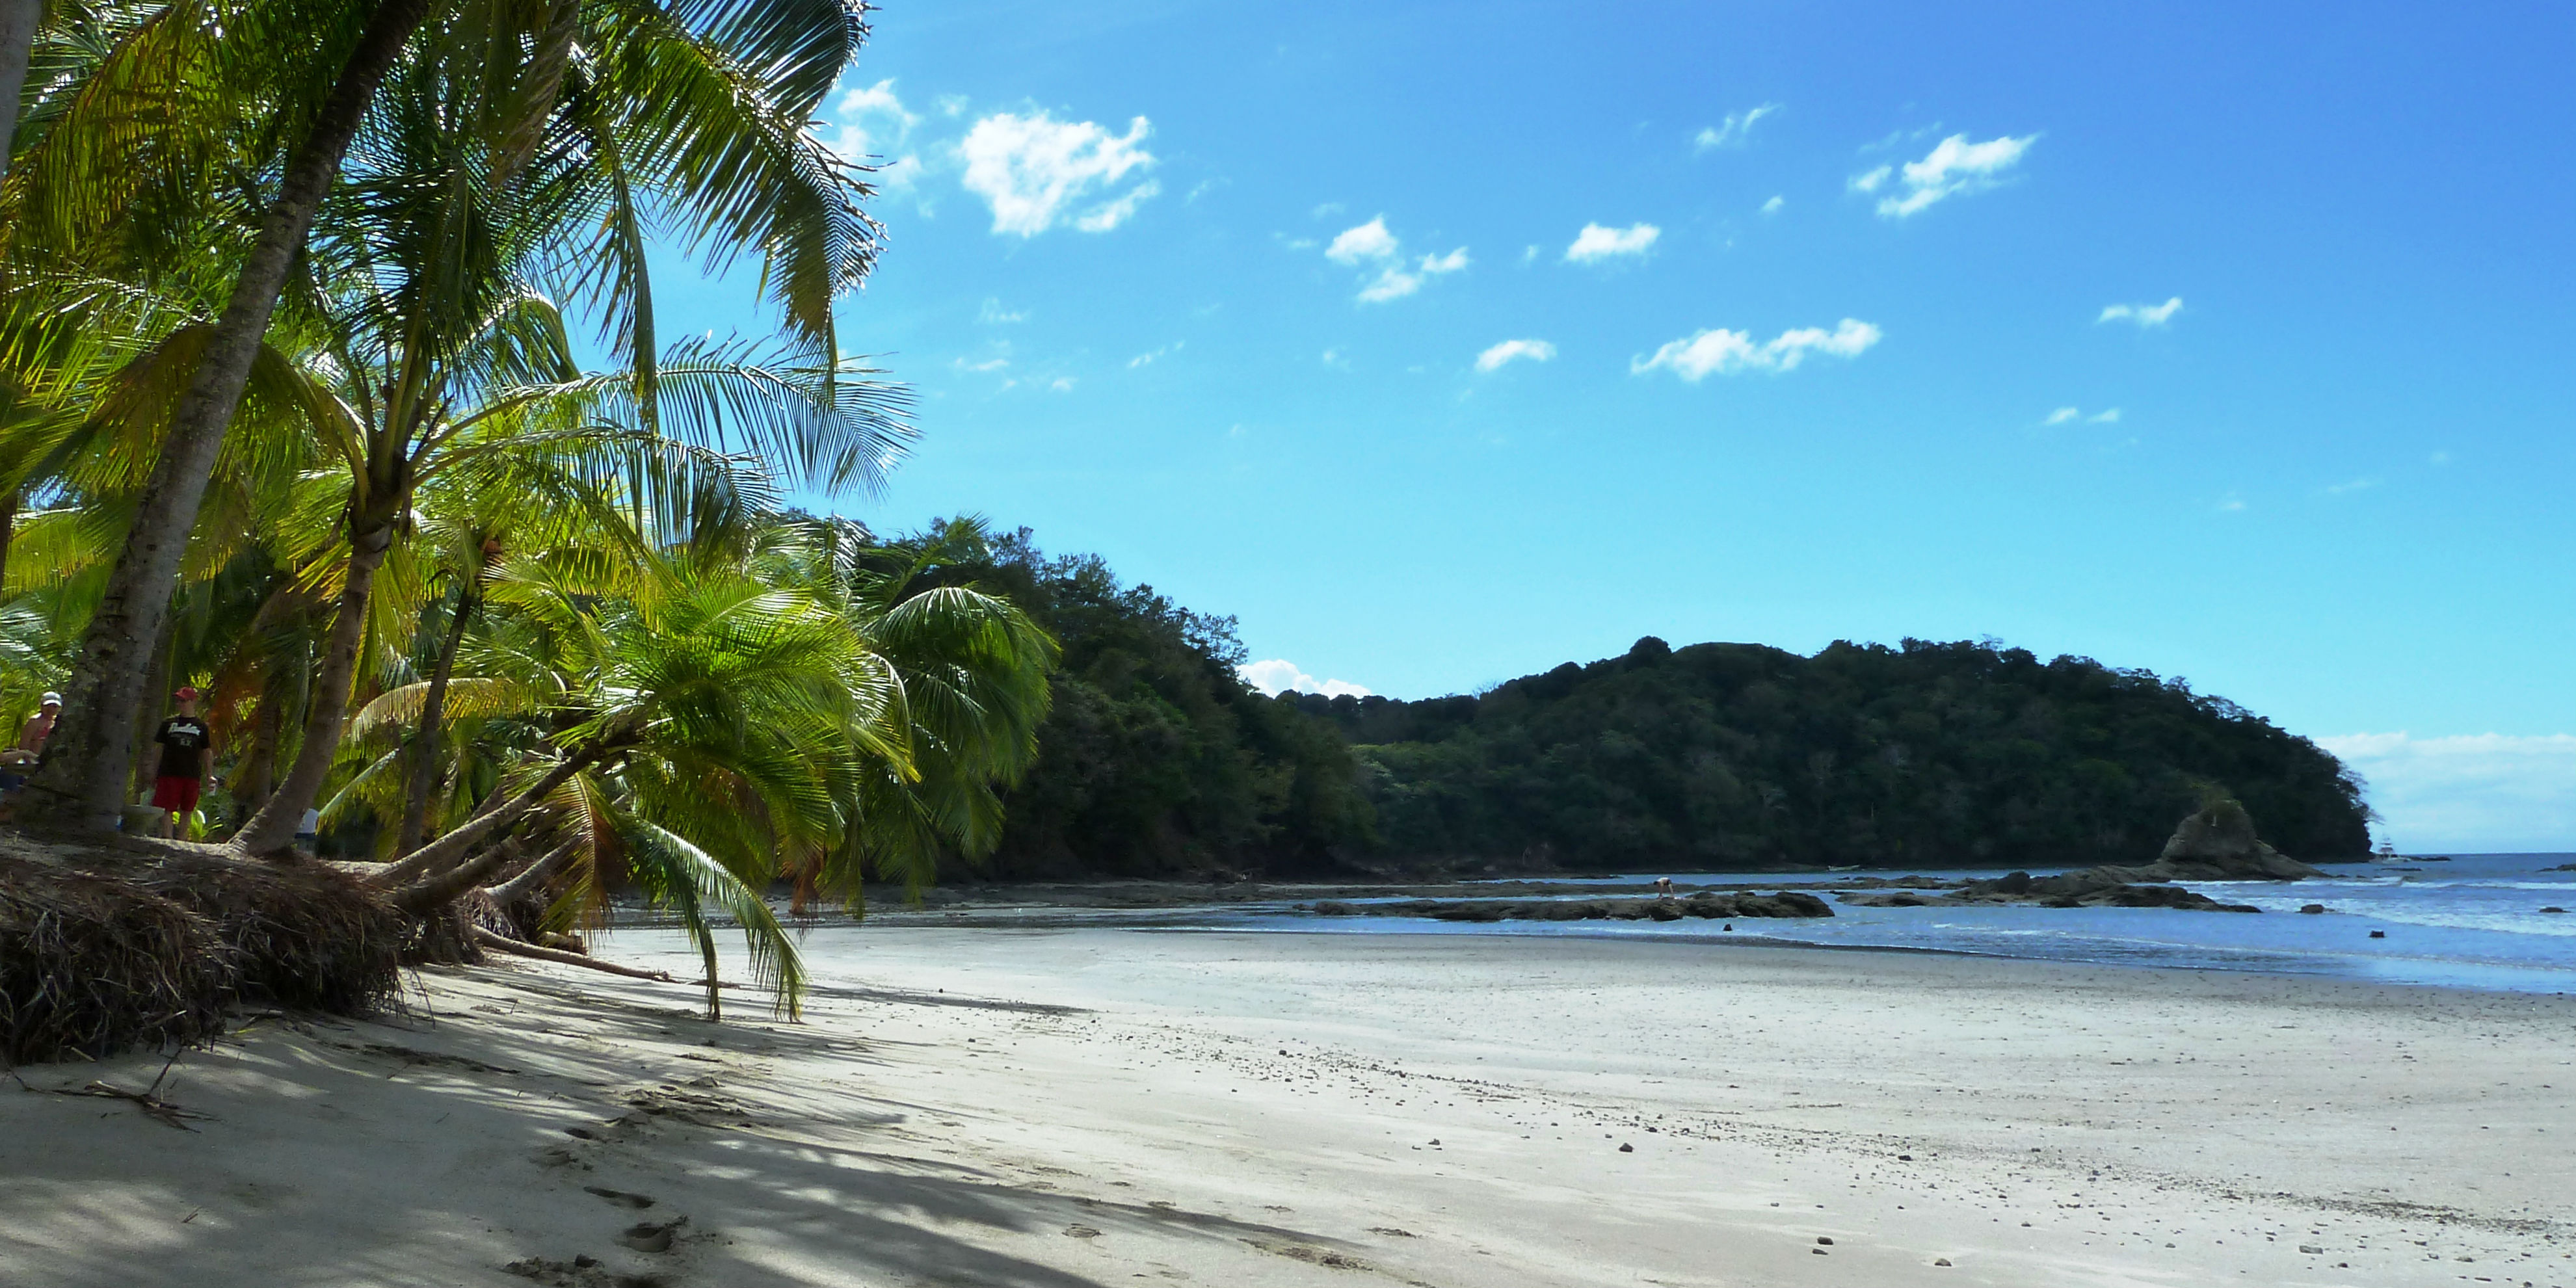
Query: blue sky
654 1 2576 848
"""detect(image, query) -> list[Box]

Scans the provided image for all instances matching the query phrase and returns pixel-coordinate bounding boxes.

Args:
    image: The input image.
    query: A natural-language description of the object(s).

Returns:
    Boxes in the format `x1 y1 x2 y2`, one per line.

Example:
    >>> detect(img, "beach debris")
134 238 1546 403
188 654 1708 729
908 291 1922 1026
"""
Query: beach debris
1617 1142 1634 1152
2300 1243 2324 1253
1064 1224 1104 1239
584 1187 657 1209
1816 1236 1835 1245
1368 1227 1418 1237
1933 1257 1953 1266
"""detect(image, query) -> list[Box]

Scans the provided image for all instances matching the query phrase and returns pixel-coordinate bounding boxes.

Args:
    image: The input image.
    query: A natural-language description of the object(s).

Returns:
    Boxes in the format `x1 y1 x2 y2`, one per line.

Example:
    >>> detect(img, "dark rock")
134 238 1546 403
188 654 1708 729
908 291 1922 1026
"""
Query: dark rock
1645 900 1685 921
2299 903 2327 914
2369 930 2386 938
1312 900 1355 916
2542 906 2567 914
1992 870 2034 895
2145 799 2325 880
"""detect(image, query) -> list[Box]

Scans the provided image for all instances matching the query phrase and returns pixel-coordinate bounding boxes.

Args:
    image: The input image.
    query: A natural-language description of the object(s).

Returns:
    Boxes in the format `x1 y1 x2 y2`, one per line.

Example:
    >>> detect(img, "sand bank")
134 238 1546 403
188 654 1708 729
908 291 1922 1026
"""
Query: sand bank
3 928 2570 1287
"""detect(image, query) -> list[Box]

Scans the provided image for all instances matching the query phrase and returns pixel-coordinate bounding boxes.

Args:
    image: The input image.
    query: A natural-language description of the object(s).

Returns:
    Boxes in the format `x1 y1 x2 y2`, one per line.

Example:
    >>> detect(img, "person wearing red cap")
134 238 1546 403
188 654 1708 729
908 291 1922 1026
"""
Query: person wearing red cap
147 686 214 839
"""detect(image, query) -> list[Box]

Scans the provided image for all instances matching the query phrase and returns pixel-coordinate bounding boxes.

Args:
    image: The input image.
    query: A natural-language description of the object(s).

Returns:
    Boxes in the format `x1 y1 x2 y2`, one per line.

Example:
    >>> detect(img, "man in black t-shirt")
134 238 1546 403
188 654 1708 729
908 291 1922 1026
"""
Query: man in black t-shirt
148 686 214 838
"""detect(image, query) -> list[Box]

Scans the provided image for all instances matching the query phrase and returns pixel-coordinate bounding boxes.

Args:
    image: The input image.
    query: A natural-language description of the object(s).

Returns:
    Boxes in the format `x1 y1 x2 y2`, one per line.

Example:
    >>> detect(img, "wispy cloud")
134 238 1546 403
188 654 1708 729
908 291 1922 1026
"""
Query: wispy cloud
1633 319 1881 381
1857 133 2038 218
953 356 1009 373
1694 103 1781 151
1475 339 1556 373
2320 732 2576 851
1328 217 1468 303
1240 659 1374 700
2218 494 2247 512
2046 406 2124 425
2098 296 2184 327
977 298 1027 324
1760 194 1785 216
1563 222 1660 264
2325 477 2380 495
1128 342 1182 368
958 111 1157 235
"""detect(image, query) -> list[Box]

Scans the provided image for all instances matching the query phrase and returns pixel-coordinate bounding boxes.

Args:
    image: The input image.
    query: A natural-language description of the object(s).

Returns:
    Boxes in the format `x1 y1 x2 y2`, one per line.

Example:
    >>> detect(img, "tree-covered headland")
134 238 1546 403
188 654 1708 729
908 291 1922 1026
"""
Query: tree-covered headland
1284 636 2370 873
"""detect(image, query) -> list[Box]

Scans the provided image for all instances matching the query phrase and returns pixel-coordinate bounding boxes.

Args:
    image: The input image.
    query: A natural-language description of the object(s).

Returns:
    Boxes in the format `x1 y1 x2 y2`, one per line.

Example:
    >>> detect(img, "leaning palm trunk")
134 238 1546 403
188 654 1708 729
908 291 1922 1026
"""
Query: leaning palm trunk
24 0 435 832
233 508 397 853
396 586 477 853
0 0 37 176
371 741 615 894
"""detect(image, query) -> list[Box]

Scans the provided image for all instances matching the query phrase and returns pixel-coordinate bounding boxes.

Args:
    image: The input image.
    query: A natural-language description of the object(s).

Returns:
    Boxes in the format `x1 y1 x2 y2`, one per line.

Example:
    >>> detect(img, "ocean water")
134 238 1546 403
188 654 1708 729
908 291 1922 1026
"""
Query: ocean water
1179 854 2576 994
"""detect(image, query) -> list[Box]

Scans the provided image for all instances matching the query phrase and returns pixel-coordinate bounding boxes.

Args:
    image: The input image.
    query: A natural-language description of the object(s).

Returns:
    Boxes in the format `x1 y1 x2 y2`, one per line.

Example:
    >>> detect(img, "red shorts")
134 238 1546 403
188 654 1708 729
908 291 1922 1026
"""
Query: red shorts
151 776 202 814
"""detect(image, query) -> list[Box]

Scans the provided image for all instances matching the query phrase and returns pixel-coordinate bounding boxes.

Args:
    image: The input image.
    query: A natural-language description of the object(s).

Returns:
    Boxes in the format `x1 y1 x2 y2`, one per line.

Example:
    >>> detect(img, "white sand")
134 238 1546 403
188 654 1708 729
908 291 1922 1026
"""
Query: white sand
3 927 2571 1287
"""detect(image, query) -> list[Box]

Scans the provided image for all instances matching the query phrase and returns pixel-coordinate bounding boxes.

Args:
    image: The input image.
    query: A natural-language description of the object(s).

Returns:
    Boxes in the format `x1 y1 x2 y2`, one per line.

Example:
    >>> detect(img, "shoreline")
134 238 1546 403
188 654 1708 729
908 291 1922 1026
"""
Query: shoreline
5 928 2571 1287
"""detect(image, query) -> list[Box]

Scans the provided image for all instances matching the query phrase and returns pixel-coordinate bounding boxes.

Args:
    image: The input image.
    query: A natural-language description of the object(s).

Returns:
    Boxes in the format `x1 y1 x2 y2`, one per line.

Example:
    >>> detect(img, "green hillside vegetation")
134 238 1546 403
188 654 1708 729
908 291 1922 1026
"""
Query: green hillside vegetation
1282 635 2371 873
857 523 1374 879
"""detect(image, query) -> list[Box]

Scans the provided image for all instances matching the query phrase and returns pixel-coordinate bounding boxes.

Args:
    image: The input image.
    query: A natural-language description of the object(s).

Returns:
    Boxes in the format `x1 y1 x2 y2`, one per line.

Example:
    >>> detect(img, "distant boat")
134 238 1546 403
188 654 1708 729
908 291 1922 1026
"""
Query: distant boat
1826 865 1861 872
2370 839 2402 864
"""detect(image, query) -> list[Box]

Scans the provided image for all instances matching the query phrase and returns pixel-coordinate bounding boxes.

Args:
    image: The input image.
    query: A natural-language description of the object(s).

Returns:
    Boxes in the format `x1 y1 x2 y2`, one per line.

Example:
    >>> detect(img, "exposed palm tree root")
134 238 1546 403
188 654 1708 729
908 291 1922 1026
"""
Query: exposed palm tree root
1 830 403 1063
471 927 677 982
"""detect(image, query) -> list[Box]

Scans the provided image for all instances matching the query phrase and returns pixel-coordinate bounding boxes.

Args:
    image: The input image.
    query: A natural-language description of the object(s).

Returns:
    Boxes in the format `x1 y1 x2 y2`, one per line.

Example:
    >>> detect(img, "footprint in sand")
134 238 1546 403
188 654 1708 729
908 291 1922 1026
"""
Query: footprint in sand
618 1216 688 1253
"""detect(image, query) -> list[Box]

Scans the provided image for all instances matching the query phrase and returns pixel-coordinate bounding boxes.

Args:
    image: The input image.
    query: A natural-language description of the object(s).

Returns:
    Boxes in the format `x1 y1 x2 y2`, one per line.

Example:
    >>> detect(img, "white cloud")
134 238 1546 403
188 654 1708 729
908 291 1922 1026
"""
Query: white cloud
1323 218 1466 303
1760 195 1785 215
1693 103 1780 151
1239 659 1374 700
1321 348 1349 369
2098 296 2184 327
2047 406 2123 425
1076 179 1160 232
827 78 922 159
1563 222 1660 264
2325 477 2380 495
1050 377 1075 392
958 111 1156 236
1128 341 1181 368
978 298 1027 324
2320 733 2576 852
1476 339 1556 372
1863 133 2038 218
1632 319 1881 381
953 356 1008 373
1326 216 1399 264
2218 494 2246 512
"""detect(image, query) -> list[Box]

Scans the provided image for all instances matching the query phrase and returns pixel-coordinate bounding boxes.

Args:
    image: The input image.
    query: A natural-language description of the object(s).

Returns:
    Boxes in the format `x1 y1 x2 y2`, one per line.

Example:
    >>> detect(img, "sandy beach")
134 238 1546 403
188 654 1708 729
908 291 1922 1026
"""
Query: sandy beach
4 928 2571 1287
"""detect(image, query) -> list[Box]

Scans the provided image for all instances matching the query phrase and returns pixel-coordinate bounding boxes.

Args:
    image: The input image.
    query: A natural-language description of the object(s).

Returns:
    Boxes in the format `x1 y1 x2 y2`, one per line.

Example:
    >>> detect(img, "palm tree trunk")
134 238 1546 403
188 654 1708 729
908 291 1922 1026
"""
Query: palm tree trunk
0 0 40 177
20 0 434 833
231 509 397 852
373 744 607 895
397 586 477 854
486 836 582 906
0 487 19 599
237 679 284 811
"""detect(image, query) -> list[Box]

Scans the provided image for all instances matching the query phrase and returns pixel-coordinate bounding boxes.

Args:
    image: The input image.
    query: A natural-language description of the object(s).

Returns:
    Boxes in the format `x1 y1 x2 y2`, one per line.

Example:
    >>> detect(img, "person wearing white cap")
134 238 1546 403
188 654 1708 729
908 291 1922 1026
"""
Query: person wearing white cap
0 690 61 791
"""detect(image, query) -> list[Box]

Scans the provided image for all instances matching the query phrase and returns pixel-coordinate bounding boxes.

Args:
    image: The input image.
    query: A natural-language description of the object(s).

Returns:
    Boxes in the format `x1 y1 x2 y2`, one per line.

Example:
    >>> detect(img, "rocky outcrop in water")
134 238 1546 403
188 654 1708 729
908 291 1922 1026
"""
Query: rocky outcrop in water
1841 801 2310 914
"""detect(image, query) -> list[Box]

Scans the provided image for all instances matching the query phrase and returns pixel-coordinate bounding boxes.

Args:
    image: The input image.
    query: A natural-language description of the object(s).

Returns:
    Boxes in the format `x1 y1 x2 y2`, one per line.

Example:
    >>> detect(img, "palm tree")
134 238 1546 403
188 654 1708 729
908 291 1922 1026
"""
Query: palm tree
14 0 883 833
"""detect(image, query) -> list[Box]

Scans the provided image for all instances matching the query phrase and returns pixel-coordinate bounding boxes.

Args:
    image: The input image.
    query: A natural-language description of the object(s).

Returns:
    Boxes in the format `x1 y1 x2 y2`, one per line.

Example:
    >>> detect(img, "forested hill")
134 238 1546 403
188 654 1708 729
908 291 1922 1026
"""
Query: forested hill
1283 637 2372 873
902 525 2366 878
